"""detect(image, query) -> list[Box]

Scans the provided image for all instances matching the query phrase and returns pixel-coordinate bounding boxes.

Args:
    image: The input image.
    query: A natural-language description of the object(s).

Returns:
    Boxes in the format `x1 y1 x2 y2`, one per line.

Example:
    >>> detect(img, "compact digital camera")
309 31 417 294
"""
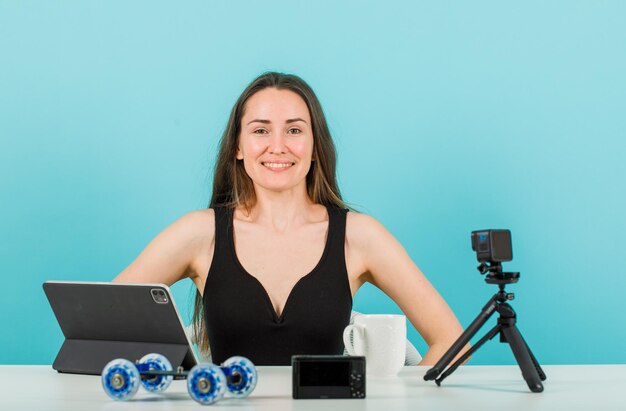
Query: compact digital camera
292 355 365 399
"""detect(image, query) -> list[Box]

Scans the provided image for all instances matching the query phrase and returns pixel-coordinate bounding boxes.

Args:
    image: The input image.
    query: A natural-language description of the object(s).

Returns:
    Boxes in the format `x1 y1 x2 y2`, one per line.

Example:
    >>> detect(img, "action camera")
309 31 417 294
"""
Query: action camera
471 229 512 263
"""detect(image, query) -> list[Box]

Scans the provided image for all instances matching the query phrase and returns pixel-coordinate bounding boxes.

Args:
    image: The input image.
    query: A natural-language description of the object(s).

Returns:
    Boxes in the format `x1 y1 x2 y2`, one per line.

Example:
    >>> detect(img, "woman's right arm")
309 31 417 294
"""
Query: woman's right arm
113 209 215 289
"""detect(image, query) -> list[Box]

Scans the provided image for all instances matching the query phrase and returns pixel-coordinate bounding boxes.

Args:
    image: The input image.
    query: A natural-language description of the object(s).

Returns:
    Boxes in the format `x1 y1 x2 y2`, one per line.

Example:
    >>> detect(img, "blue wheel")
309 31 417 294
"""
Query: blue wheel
101 358 140 401
221 356 257 398
138 353 173 393
187 363 227 405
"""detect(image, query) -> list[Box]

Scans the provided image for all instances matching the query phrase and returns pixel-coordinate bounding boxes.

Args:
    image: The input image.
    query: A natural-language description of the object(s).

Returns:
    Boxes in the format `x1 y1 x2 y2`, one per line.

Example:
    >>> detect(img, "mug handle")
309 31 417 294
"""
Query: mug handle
343 324 364 356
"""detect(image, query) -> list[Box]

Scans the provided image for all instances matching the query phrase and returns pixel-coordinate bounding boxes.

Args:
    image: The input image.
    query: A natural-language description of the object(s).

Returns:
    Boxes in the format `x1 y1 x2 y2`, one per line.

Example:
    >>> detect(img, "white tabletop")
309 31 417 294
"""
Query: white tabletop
1 365 624 410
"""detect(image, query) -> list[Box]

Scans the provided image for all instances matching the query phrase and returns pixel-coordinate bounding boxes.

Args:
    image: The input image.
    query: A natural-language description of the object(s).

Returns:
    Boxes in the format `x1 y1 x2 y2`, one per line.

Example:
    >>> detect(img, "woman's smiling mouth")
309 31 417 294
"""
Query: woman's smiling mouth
261 161 295 171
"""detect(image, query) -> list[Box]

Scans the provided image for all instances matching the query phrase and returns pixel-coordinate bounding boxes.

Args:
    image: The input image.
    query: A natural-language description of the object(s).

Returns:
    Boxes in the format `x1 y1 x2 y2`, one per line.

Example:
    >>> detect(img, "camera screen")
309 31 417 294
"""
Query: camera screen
476 233 489 251
299 361 350 386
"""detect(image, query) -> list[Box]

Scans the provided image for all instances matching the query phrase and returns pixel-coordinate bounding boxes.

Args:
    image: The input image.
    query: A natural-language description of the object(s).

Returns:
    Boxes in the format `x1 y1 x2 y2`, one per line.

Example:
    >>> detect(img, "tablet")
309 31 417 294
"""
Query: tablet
43 281 198 375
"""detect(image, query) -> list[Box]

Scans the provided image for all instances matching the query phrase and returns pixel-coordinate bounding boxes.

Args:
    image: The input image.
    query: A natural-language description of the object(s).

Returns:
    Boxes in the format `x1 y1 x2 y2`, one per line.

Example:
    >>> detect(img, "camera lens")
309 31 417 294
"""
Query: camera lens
151 288 168 303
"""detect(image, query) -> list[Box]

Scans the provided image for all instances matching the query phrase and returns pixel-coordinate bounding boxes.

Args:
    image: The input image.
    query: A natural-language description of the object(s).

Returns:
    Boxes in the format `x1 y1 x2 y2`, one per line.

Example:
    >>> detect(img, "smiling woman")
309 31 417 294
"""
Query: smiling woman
211 73 345 213
113 72 467 366
236 89 314 195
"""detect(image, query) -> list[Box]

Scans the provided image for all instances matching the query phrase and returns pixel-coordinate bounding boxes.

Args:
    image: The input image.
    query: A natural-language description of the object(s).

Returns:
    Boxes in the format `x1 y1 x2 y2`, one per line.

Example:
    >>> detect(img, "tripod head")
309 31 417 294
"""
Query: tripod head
477 261 520 286
476 261 517 302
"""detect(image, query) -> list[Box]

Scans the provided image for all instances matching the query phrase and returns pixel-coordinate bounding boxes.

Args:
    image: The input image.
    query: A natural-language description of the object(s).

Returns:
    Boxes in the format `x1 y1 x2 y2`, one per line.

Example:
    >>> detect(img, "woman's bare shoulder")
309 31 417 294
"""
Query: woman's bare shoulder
345 211 391 250
184 208 215 223
179 208 216 239
346 210 387 235
113 209 216 285
154 209 216 253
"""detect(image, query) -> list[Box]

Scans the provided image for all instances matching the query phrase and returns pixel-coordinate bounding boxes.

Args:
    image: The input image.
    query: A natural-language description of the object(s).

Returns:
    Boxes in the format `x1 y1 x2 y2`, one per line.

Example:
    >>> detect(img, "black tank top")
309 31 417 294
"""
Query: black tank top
203 206 353 365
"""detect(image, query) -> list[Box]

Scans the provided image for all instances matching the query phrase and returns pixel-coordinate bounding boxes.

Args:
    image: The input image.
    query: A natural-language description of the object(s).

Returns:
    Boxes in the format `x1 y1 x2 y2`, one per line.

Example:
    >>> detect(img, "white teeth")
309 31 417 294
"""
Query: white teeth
263 162 293 169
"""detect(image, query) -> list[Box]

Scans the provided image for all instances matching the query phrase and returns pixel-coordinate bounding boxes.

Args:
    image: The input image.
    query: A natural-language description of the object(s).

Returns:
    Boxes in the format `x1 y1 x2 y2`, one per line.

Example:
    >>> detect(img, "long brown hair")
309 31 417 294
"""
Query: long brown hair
192 71 349 353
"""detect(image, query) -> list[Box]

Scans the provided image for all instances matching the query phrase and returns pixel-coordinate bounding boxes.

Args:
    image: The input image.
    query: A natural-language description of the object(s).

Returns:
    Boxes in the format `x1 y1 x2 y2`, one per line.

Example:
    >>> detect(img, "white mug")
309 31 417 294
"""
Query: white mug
343 314 406 377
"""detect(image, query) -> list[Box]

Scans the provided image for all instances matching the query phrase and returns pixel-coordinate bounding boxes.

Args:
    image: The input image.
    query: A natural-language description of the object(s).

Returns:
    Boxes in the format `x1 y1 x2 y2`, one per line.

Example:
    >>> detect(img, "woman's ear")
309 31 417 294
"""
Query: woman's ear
236 148 243 160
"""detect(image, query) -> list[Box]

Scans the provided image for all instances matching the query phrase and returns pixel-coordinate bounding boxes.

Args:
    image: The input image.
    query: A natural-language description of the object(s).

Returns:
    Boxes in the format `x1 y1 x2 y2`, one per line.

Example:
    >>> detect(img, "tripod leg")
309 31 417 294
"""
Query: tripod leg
424 295 498 381
435 324 501 386
521 335 547 381
500 324 544 392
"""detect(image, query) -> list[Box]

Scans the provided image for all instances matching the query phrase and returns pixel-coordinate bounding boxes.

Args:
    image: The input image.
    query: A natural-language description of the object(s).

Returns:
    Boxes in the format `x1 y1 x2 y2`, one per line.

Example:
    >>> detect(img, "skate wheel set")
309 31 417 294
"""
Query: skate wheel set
101 353 257 405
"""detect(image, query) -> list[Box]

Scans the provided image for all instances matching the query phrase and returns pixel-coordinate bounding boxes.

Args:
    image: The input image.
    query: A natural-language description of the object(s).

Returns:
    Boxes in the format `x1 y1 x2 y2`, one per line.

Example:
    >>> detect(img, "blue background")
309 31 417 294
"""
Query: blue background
1 1 625 365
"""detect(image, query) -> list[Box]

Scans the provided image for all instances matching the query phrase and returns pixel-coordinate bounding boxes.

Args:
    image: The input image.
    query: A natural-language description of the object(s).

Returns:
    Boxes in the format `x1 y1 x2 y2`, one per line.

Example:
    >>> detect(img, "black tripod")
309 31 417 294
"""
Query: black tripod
423 262 546 393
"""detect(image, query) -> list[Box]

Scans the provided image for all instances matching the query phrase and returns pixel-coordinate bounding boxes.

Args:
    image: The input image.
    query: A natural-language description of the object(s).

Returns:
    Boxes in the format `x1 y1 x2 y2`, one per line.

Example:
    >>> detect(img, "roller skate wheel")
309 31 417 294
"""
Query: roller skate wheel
138 353 173 393
101 358 140 401
221 356 258 398
187 363 227 405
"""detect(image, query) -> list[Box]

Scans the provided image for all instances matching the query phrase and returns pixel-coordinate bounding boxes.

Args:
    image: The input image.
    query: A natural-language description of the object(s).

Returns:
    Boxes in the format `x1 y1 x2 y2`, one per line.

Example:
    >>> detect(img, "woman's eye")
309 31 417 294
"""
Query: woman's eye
288 128 302 134
253 129 268 134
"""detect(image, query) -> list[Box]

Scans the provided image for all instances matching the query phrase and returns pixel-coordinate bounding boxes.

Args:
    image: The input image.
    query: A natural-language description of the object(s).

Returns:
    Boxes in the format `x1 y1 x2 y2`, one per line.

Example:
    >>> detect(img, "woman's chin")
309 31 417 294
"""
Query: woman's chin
253 180 307 195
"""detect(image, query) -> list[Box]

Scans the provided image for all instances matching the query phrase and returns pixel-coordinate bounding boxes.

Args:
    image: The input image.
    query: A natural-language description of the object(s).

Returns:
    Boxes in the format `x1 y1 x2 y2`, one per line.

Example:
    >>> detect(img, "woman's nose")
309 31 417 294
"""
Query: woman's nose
268 133 287 153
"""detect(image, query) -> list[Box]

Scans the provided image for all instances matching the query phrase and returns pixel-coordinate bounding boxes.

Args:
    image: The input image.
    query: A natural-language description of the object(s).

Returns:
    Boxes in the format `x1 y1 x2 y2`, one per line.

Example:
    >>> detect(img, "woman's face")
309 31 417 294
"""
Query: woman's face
237 88 314 195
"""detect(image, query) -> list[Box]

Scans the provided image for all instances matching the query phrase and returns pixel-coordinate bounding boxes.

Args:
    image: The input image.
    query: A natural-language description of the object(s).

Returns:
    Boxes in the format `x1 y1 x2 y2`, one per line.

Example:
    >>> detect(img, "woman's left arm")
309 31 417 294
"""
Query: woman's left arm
347 212 468 365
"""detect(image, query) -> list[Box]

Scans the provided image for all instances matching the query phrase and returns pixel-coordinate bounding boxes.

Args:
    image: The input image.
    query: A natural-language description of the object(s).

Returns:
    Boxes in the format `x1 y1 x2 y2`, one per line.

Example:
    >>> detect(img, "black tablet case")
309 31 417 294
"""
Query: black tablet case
43 282 198 375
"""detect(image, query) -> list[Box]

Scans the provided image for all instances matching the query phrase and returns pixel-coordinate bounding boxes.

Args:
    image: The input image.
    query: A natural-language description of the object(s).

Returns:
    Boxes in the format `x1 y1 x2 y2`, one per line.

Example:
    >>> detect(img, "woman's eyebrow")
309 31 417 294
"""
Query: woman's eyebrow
286 118 307 124
247 118 308 125
247 119 270 125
